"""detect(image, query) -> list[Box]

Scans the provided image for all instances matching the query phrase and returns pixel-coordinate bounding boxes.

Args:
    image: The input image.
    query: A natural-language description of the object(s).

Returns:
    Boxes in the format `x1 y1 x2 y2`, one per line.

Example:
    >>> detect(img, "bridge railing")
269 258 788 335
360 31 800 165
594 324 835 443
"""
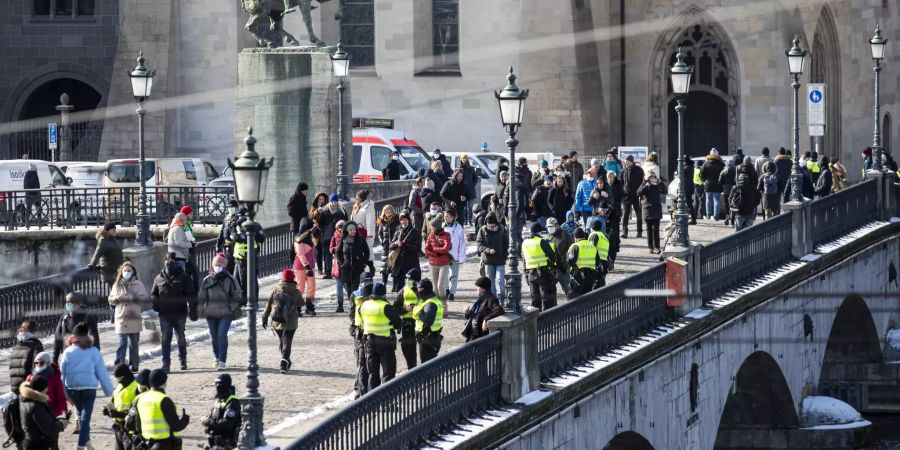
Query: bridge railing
699 212 793 304
809 178 878 247
287 332 503 450
536 263 669 380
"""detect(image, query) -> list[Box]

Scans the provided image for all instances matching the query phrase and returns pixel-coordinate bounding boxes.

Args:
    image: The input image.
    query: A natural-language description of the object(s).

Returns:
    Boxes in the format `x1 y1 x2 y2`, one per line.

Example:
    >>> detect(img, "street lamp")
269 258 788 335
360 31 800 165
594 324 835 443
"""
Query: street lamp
869 25 888 172
667 47 693 253
228 126 273 450
331 43 350 200
785 36 807 203
128 51 154 246
494 67 528 314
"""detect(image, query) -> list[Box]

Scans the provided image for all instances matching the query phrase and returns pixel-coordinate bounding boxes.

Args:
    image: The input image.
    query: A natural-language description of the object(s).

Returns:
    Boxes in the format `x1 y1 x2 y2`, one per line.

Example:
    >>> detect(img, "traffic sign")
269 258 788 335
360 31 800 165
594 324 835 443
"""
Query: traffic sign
810 125 825 137
48 123 58 150
808 84 825 127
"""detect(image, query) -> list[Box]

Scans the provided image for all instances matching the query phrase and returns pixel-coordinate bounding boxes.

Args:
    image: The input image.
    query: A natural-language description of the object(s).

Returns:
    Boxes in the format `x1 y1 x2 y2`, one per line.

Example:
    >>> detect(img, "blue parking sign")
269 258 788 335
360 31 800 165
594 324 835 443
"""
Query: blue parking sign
48 123 58 150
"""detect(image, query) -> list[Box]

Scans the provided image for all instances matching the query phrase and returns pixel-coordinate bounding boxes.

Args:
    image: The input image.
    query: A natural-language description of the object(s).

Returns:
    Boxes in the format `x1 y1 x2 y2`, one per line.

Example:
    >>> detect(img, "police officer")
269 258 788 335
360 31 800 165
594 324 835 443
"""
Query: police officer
359 283 402 390
393 268 422 369
523 222 558 310
231 214 265 302
587 220 611 287
412 279 444 363
133 369 190 450
566 228 602 299
202 374 241 450
123 369 152 449
216 202 241 274
349 273 374 398
104 363 139 450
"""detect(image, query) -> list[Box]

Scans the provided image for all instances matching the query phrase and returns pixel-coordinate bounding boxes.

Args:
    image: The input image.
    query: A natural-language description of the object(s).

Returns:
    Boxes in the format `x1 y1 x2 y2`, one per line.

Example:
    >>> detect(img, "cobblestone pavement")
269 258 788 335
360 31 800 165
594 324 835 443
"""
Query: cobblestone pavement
46 217 733 449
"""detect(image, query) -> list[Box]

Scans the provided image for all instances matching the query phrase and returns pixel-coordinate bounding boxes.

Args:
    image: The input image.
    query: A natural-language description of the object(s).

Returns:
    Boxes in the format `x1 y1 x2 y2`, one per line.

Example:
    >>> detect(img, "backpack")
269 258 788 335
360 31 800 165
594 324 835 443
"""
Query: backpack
728 186 743 212
271 291 293 324
2 396 24 446
762 174 778 195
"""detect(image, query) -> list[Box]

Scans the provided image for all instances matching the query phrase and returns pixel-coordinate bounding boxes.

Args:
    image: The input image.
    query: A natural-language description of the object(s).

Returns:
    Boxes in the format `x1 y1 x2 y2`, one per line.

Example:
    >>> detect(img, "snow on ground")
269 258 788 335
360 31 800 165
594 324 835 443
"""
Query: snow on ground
424 407 520 449
814 221 890 254
705 261 806 309
263 392 355 437
800 396 864 426
515 390 553 406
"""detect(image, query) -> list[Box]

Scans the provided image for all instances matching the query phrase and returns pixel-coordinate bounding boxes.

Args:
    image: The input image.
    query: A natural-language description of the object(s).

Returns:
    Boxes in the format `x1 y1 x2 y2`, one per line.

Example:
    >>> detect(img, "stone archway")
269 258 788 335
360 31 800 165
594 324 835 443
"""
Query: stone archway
602 431 655 450
714 351 799 449
810 4 842 160
650 6 740 176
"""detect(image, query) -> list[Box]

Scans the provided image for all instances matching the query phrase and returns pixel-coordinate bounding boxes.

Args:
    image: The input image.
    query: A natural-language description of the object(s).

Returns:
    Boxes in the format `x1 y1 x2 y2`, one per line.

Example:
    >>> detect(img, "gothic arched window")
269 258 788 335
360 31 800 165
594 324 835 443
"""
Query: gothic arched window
340 0 375 68
666 25 730 97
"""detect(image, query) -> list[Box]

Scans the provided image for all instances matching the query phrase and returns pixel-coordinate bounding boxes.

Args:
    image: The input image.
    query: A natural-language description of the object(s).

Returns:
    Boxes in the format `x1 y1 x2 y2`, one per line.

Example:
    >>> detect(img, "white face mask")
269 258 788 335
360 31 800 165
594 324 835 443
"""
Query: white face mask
431 208 441 215
213 266 224 274
122 271 133 280
547 226 557 234
391 155 399 160
227 207 237 215
433 154 440 160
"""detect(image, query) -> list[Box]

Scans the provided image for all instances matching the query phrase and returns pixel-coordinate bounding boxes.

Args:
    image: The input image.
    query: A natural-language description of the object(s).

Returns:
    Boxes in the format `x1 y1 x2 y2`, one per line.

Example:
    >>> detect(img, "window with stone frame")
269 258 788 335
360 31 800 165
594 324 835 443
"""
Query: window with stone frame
340 0 375 68
666 25 729 97
431 0 459 70
33 0 94 17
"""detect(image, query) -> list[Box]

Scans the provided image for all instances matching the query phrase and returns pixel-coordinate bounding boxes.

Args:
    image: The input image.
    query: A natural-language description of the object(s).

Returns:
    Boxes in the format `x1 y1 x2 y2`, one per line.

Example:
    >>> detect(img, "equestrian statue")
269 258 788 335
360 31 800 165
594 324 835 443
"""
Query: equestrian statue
242 0 343 48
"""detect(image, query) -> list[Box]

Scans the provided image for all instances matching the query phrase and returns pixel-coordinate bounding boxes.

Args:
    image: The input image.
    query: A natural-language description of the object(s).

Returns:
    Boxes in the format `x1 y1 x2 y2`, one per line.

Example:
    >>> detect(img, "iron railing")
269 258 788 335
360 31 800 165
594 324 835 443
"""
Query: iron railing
0 185 235 230
809 179 878 247
8 121 103 162
536 263 670 380
699 212 793 305
0 266 109 347
287 332 503 450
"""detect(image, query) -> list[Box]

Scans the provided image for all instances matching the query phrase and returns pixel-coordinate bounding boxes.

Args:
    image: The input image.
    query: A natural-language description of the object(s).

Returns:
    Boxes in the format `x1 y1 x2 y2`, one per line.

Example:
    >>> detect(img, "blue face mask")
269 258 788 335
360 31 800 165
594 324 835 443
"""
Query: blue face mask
65 303 74 314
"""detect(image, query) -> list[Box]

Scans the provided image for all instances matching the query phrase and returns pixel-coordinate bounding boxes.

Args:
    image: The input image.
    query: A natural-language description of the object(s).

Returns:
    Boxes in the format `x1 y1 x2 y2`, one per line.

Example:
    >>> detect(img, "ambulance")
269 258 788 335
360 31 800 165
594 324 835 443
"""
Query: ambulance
351 118 432 182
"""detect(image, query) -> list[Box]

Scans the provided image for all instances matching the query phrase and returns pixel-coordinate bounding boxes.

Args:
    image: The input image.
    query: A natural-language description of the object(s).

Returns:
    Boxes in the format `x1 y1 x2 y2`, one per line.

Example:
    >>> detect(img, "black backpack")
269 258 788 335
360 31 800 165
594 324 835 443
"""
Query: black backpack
271 291 293 324
728 186 743 212
2 396 24 446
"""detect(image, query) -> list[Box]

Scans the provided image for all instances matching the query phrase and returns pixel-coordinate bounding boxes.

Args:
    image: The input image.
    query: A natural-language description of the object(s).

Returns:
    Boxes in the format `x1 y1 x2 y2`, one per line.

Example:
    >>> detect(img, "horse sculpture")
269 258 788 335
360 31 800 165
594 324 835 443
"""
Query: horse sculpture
242 0 340 48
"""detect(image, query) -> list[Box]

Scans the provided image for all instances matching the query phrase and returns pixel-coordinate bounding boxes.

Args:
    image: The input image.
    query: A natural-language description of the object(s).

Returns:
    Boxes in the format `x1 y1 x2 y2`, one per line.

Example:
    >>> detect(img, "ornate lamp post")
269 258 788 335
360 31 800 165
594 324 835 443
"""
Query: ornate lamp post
494 67 528 314
666 48 693 253
229 127 273 450
128 52 154 246
869 25 887 172
785 36 807 203
331 43 351 200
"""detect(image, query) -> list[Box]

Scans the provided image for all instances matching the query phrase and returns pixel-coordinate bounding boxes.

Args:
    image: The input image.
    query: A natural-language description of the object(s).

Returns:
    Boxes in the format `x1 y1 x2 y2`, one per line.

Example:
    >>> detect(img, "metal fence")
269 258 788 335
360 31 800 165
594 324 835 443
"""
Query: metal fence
536 263 670 380
287 332 503 450
809 178 878 247
8 121 103 162
1 185 235 230
699 212 793 305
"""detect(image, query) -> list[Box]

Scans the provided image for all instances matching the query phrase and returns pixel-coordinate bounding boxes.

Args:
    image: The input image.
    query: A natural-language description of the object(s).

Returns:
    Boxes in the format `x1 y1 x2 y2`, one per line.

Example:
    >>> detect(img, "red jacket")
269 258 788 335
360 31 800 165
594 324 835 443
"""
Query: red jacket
26 363 67 417
424 231 452 266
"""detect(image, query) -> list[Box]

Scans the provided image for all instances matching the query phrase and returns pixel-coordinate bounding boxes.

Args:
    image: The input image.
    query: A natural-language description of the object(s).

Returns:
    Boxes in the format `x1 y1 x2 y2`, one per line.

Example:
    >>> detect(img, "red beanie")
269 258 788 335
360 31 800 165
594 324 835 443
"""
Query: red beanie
282 269 295 282
180 205 193 215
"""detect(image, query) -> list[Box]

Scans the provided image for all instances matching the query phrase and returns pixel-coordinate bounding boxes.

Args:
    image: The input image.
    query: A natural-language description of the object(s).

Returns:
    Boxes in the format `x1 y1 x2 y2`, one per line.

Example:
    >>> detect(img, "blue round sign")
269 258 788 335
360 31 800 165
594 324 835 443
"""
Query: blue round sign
809 90 823 103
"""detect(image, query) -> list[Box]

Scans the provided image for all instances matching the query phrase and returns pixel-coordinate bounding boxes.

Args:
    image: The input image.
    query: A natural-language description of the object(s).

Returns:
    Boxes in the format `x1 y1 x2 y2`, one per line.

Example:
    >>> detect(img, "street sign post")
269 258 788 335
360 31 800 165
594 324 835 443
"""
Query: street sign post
48 123 58 161
808 84 825 136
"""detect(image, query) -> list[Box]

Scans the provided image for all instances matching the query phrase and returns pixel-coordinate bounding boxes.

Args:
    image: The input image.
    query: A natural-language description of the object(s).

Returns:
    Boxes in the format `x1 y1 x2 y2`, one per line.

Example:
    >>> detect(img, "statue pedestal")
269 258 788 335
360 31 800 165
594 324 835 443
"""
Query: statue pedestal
235 47 350 228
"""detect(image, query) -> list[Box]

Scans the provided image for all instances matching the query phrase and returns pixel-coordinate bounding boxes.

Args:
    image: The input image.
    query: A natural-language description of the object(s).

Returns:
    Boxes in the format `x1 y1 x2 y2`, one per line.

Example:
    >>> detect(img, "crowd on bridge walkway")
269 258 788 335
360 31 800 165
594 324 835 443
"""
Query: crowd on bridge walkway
5 145 899 449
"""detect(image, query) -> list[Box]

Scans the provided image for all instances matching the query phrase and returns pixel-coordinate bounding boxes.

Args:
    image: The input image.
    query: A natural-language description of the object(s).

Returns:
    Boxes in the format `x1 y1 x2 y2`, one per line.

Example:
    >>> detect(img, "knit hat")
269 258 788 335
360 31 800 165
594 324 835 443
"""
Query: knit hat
373 283 387 296
213 252 228 267
530 222 543 235
543 174 554 182
35 352 51 364
486 212 499 225
228 199 239 207
431 218 444 230
329 193 340 202
540 160 548 168
625 155 634 163
282 269 295 282
591 220 603 231
103 222 116 232
114 363 132 378
569 150 578 157
73 322 90 337
406 268 422 281
28 376 48 392
180 205 193 215
475 276 492 291
149 369 168 388
709 148 719 156
361 283 374 297
417 279 434 293
518 157 527 165
135 369 151 386
862 147 873 157
399 210 411 221
547 217 559 227
499 170 508 178
574 228 587 239
762 147 770 156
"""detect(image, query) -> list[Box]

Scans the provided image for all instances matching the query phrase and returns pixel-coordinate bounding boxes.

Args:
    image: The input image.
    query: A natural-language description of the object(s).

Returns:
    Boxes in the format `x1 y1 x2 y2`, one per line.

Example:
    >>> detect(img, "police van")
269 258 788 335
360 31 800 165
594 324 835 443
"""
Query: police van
351 118 432 182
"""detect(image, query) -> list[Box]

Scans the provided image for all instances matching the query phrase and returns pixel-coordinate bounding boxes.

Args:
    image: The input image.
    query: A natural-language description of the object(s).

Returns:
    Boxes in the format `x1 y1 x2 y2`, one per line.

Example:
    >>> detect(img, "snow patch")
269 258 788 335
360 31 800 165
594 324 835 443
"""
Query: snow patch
800 396 863 427
801 419 872 430
515 390 552 406
685 308 713 320
815 221 890 254
264 392 355 437
425 407 519 449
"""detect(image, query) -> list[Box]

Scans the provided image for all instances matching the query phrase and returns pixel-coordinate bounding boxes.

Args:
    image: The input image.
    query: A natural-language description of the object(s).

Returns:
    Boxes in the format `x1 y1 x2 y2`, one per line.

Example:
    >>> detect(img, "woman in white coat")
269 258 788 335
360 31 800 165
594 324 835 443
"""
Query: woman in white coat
350 190 377 274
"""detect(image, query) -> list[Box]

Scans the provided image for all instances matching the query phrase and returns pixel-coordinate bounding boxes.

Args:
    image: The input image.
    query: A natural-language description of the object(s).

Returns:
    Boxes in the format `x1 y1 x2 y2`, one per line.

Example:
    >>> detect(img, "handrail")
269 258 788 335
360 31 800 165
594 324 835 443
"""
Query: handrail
809 179 878 247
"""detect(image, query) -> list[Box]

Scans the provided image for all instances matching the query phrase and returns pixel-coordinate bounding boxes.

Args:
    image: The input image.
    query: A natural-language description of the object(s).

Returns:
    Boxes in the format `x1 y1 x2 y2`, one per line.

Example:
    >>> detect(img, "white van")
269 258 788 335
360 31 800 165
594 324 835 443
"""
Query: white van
443 151 502 204
0 160 72 225
105 158 222 219
62 162 106 188
351 119 432 182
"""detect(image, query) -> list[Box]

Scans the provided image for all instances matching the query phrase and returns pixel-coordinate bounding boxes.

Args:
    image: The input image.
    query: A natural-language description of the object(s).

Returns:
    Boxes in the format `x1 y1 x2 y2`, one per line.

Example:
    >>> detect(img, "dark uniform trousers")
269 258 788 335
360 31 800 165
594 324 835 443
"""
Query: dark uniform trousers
353 330 369 397
417 332 443 364
622 200 642 235
568 268 599 299
526 267 557 311
399 319 418 369
365 334 397 390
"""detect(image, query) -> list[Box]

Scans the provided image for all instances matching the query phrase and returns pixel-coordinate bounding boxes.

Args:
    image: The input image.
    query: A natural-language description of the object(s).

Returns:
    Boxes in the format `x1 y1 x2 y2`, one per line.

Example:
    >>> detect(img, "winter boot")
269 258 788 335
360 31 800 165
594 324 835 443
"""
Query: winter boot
336 303 345 314
280 359 289 374
305 298 317 316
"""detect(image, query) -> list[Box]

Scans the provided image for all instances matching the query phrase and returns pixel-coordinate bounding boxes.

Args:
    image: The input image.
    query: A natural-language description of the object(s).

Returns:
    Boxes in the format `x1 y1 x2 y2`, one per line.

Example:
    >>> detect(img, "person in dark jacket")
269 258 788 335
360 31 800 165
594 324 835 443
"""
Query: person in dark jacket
782 168 815 203
440 169 470 213
10 320 43 395
462 277 505 342
531 175 554 225
216 199 241 273
133 370 190 450
814 156 833 199
546 217 574 296
563 151 585 193
547 177 573 224
89 222 124 291
515 158 534 220
683 159 697 224
718 159 737 225
426 161 449 195
774 147 794 197
431 148 453 179
757 162 782 219
476 213 509 302
314 194 344 279
637 172 666 254
382 151 402 180
286 182 309 233
151 253 197 372
20 376 69 450
262 270 303 373
458 155 480 224
53 292 100 362
733 147 745 166
336 221 370 294
22 163 42 226
737 157 759 190
201 374 241 450
388 211 421 293
620 155 644 237
700 149 725 220
730 174 762 231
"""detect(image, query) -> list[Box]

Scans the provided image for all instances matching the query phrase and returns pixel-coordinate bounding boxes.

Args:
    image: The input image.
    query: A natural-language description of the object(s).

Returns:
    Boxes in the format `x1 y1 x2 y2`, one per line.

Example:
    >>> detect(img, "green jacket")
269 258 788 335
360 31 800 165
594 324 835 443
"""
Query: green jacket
262 281 303 331
90 236 124 277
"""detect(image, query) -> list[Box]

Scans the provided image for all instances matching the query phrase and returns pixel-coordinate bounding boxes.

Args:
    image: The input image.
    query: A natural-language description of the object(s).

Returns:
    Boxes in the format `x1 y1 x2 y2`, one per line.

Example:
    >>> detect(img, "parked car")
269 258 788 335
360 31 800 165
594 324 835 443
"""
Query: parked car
62 162 107 223
104 158 221 220
443 151 497 204
0 160 73 226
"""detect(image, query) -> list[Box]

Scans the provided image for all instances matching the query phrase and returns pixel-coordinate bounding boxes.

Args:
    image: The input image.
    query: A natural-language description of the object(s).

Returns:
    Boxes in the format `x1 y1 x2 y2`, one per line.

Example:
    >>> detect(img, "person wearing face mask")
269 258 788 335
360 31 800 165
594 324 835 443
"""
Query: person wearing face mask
407 177 427 231
216 200 241 273
431 148 452 179
151 253 198 372
383 151 402 181
102 363 139 450
53 292 100 363
199 253 243 371
132 369 190 450
637 171 666 254
522 223 558 311
475 212 508 303
19 375 70 450
388 211 421 293
317 194 346 280
335 221 371 296
393 269 422 369
202 374 241 450
443 209 466 301
546 217 574 296
25 352 67 418
422 202 443 243
423 218 452 303
108 262 149 373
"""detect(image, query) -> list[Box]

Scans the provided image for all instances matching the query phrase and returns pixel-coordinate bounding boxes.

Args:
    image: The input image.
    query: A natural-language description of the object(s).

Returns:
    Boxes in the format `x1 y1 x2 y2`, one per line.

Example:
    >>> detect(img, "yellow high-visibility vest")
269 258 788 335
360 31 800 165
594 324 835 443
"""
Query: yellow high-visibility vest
588 231 610 261
360 298 392 337
112 381 138 423
806 160 821 174
353 295 367 327
136 389 180 440
232 240 260 260
571 240 598 270
522 236 554 270
693 168 703 186
413 296 444 332
400 285 420 320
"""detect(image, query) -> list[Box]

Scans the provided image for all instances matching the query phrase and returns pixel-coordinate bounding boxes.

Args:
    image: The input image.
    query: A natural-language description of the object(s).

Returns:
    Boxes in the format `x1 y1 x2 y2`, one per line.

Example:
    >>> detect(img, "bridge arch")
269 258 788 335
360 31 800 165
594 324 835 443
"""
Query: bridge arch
822 294 882 364
714 351 798 448
601 431 655 450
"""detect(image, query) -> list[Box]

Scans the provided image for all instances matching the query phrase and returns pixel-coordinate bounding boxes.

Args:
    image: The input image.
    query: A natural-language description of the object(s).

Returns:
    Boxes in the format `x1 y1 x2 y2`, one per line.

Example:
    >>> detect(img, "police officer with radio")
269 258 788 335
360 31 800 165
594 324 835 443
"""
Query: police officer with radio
132 369 189 450
522 223 558 310
393 269 423 369
231 214 266 302
412 279 444 363
202 374 241 450
566 228 602 299
359 283 403 390
587 220 611 287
